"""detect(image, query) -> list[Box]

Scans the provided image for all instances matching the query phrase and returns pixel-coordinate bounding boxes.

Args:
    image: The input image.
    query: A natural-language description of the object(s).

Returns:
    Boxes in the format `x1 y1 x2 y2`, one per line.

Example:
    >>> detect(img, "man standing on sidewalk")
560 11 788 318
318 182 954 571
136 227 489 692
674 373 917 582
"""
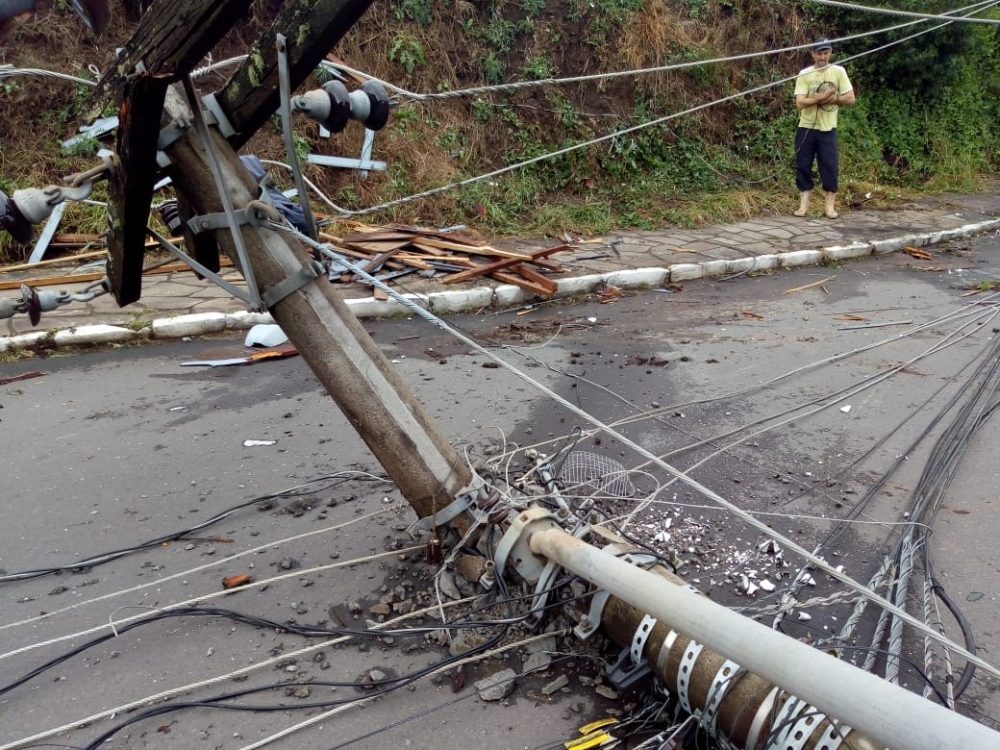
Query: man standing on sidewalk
793 36 856 219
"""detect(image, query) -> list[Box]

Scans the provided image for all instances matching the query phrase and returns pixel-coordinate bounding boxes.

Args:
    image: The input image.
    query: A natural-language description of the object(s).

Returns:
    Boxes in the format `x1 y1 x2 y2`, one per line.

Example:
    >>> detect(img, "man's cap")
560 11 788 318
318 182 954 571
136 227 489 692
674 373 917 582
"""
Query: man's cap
813 36 833 51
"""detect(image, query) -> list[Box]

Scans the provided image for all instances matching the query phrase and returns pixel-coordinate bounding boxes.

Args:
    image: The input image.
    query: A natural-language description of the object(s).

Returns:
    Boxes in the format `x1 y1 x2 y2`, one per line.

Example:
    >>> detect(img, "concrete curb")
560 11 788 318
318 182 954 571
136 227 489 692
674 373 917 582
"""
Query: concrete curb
3 218 999 354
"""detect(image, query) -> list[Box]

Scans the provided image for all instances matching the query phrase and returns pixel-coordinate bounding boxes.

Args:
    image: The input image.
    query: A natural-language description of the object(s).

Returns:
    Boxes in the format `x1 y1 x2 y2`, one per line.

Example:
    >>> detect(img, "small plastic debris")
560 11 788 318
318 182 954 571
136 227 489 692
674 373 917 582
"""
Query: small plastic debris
245 324 289 348
840 404 852 414
243 439 276 447
797 612 812 622
759 579 776 592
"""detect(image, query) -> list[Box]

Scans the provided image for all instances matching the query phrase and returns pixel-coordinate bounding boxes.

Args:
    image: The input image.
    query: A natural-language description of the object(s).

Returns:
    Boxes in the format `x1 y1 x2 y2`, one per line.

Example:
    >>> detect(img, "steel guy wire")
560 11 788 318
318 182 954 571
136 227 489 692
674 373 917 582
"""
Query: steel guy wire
279 222 1000 680
807 0 1000 23
923 574 936 700
618 305 1000 526
771 328 1000 629
499 296 1000 462
320 1 999 218
0 544 420 665
0 595 482 750
0 503 388 635
238 629 570 750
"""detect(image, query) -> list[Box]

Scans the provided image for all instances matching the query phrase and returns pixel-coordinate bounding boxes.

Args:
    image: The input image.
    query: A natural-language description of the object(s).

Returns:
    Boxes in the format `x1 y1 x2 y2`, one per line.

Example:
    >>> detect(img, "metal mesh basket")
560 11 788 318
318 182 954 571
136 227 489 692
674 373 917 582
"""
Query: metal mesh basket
557 451 635 499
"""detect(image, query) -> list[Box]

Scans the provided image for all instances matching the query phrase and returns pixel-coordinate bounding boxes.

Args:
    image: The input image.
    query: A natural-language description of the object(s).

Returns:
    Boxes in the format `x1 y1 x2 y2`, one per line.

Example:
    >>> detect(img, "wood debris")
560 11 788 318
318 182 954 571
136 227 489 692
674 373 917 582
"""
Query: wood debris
900 245 933 260
833 314 868 321
783 275 836 295
320 223 573 298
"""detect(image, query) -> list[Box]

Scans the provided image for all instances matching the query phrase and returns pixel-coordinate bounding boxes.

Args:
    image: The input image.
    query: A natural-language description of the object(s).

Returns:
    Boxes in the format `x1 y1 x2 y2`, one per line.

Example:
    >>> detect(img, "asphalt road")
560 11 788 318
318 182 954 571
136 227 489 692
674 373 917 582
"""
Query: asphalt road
2 234 1000 749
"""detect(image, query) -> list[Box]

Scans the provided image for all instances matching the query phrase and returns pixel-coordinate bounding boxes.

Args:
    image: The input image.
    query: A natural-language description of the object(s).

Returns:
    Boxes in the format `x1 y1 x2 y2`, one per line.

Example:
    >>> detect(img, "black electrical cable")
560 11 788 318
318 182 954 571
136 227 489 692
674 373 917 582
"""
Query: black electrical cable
79 620 513 750
324 653 577 750
931 576 978 699
771 618 953 706
0 472 388 583
1 566 592 700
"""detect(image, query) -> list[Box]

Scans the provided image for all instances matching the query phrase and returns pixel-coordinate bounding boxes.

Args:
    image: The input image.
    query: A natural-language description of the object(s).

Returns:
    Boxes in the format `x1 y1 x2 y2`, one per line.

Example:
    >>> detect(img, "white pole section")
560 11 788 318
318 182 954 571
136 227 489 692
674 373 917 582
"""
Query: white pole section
529 528 1000 750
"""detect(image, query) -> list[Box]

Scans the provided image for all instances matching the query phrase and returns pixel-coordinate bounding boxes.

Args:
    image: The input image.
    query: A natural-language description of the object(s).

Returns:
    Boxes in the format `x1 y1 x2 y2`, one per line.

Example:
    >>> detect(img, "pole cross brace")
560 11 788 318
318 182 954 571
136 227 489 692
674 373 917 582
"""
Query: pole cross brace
188 200 281 233
261 259 325 309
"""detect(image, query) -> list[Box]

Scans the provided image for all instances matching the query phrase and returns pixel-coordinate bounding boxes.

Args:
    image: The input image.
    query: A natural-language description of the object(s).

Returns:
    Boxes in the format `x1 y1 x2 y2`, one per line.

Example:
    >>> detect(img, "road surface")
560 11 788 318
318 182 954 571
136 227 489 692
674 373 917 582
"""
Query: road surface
2 235 1000 748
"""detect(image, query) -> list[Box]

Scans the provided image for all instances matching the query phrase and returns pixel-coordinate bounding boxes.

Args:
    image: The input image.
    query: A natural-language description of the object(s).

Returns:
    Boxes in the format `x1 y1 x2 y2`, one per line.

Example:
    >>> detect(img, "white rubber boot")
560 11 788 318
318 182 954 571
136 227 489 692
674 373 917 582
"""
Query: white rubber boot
793 191 811 217
824 191 839 219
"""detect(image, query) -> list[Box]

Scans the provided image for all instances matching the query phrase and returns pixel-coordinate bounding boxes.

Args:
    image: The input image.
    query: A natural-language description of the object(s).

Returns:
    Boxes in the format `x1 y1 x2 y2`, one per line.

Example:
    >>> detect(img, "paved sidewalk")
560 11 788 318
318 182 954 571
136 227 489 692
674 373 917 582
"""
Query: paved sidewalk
3 189 1000 352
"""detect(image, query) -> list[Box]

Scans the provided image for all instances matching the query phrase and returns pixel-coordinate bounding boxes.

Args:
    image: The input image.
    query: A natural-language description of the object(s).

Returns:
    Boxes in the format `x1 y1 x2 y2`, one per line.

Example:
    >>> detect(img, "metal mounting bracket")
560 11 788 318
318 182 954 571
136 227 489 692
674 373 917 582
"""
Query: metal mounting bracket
410 490 476 533
493 507 562 584
201 93 236 138
605 642 654 690
188 200 281 234
261 259 325 309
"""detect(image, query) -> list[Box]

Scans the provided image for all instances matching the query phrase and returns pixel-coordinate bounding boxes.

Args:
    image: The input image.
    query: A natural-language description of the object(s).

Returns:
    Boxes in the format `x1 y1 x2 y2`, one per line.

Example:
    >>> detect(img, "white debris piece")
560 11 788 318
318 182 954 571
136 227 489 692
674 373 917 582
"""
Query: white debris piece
840 404 852 413
759 539 782 555
759 579 776 592
243 439 276 447
797 612 812 622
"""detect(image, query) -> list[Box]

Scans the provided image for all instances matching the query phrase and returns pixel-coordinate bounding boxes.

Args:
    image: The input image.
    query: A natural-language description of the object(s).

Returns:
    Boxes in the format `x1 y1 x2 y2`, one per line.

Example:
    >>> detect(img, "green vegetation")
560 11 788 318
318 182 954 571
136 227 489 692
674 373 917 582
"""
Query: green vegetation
1 0 999 262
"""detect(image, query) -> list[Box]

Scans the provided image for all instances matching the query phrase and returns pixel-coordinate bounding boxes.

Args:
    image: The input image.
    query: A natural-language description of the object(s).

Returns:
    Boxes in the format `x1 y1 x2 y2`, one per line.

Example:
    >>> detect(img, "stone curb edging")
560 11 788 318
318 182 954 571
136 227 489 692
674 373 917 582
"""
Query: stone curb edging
3 218 999 354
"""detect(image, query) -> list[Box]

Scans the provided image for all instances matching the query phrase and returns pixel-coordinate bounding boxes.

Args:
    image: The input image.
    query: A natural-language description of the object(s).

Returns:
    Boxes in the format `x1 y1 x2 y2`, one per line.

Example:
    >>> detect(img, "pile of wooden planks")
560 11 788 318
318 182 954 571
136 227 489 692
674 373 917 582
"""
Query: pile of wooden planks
319 224 573 299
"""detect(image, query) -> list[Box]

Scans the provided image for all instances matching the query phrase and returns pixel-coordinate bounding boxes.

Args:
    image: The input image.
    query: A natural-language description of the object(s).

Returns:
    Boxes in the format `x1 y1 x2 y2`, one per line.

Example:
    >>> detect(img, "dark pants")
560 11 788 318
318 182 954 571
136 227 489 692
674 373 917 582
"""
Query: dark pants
795 127 839 193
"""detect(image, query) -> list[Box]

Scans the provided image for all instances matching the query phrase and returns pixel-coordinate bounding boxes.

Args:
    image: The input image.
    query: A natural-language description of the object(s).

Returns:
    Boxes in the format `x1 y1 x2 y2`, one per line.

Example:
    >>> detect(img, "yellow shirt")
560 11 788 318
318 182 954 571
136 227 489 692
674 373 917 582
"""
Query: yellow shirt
794 64 852 132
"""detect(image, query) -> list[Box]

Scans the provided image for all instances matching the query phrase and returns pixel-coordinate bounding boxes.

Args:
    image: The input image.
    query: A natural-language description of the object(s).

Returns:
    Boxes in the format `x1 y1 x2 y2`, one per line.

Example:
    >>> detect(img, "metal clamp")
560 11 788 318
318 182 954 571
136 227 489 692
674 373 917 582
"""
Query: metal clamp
655 628 680 673
410 491 476 533
814 720 850 750
573 588 611 640
157 114 192 151
771 707 826 750
745 686 780 750
261 260 325 309
630 614 657 665
676 639 704 715
201 93 236 138
765 694 809 750
493 507 562 584
699 659 740 735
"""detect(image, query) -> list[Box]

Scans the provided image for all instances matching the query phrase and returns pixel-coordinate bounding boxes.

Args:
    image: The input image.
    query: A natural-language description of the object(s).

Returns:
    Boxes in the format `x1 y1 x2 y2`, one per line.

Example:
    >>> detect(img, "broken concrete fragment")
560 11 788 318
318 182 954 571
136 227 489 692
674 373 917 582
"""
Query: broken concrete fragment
595 684 619 700
475 668 517 701
523 650 552 674
541 674 569 696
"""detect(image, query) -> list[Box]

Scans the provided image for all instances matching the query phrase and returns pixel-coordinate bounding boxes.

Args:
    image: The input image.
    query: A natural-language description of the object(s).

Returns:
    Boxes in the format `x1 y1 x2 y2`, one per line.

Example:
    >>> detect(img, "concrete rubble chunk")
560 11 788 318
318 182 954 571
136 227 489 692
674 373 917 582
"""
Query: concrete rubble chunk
523 650 552 673
542 674 569 696
475 668 517 701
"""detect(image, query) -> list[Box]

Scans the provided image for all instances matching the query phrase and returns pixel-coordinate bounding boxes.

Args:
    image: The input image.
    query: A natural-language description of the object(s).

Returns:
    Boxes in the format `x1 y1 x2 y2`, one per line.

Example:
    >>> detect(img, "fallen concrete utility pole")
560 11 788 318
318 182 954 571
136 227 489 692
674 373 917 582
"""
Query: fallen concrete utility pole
527 522 1000 750
158 85 473 519
82 4 999 746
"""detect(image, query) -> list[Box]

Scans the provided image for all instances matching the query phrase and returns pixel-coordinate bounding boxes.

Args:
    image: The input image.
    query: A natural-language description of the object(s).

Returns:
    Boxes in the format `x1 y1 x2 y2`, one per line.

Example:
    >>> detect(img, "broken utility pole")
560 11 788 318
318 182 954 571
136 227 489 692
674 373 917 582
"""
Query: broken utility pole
82 3 1000 748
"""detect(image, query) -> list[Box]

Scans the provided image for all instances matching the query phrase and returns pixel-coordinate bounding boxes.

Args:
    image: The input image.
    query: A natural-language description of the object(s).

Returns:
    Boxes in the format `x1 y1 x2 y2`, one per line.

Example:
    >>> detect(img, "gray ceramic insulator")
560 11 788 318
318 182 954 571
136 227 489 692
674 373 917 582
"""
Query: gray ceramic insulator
292 90 331 121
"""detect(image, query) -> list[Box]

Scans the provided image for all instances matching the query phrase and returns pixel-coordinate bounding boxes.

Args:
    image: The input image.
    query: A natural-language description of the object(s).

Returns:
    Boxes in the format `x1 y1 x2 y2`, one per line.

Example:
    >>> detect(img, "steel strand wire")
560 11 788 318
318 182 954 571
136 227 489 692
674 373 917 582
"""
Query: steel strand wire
851 335 1000 686
280 223 1000 681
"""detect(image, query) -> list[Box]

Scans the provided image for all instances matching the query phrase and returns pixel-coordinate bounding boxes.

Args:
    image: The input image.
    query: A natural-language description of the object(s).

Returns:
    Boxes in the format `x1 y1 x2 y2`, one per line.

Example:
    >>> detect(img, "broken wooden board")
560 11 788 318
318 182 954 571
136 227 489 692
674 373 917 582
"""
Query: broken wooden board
105 73 169 306
441 245 569 285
